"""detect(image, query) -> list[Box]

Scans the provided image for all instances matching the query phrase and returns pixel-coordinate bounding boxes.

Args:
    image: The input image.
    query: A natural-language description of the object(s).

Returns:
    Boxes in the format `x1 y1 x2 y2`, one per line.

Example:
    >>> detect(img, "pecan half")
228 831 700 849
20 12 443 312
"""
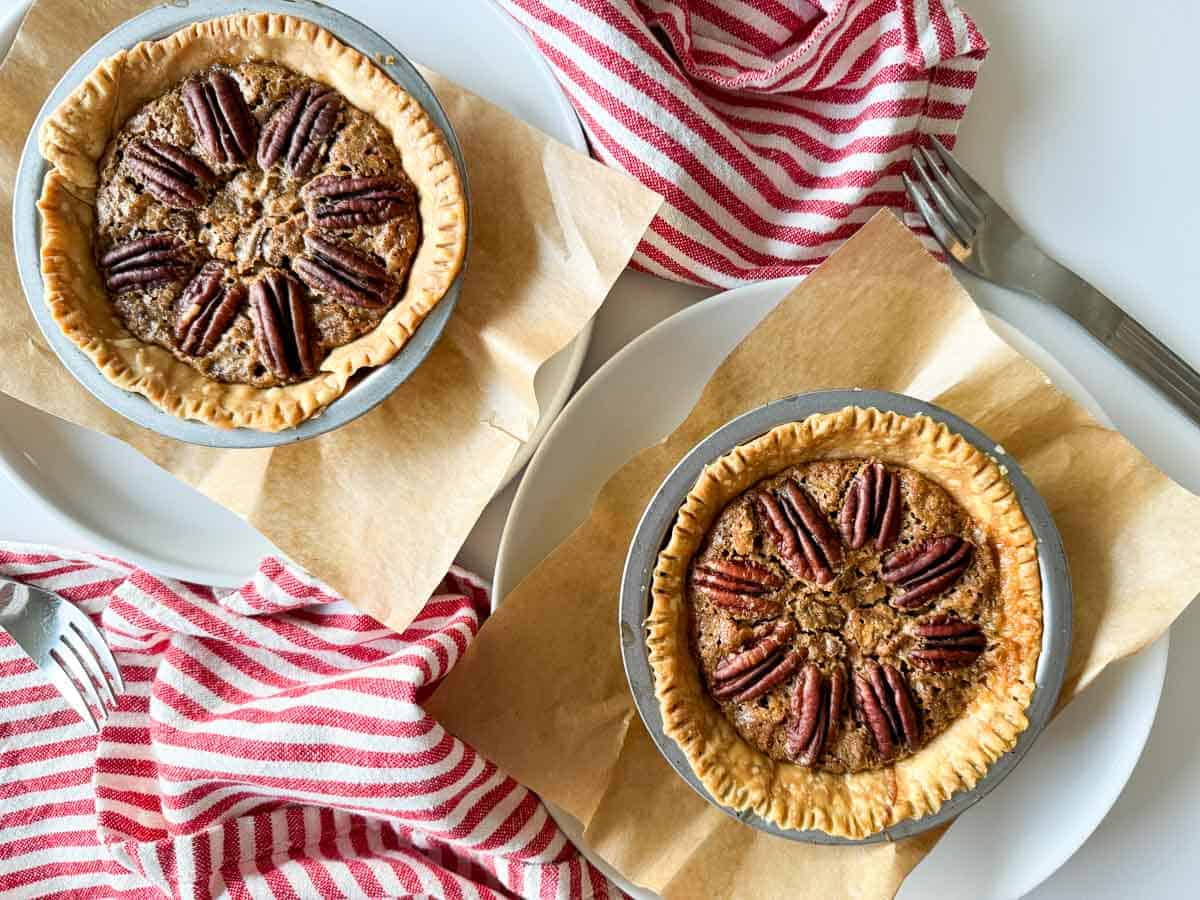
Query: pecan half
710 641 801 704
125 140 214 209
713 620 795 681
249 270 317 379
293 231 398 309
257 85 342 178
693 558 783 616
174 262 246 356
838 462 901 550
785 663 845 766
99 234 188 293
881 535 973 610
854 660 921 761
758 481 842 584
909 614 987 671
302 175 415 229
183 69 257 165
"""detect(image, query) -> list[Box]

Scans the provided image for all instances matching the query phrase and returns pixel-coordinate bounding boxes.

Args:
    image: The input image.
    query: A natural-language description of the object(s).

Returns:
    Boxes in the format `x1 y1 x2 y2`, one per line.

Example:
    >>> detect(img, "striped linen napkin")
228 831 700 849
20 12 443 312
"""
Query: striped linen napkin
498 0 987 286
0 546 620 899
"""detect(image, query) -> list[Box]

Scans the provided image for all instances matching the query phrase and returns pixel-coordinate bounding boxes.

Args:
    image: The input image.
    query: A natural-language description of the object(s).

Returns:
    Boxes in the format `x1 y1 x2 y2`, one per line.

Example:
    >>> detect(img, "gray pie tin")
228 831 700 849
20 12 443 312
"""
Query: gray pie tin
12 0 470 448
619 389 1072 845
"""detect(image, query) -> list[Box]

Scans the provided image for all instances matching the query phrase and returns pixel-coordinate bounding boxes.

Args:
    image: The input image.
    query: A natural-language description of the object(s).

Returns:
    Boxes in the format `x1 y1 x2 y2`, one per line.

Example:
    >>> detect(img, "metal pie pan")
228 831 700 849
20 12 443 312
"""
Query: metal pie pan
619 389 1072 845
12 0 470 448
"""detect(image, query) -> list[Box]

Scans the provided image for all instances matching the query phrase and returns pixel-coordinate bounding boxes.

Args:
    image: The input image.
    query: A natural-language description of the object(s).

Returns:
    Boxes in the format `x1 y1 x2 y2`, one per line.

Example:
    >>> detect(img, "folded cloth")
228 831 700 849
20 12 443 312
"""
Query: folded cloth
499 0 987 286
0 546 620 899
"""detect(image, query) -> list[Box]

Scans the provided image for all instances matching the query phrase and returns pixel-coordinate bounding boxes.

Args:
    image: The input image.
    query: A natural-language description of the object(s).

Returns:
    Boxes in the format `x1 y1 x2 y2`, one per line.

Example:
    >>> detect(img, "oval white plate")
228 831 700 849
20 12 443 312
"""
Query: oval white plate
0 0 590 585
495 280 1168 899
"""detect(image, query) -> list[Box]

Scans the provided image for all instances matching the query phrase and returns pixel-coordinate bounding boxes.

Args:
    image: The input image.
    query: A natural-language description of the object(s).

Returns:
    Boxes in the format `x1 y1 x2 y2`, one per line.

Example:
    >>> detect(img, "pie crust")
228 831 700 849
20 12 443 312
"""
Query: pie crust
646 406 1042 839
37 13 467 431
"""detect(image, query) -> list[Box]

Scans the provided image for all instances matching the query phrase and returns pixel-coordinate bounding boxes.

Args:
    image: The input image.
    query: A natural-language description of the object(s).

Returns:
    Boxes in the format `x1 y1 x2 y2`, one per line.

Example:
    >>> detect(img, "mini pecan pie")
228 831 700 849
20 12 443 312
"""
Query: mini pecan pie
647 407 1042 839
37 14 467 430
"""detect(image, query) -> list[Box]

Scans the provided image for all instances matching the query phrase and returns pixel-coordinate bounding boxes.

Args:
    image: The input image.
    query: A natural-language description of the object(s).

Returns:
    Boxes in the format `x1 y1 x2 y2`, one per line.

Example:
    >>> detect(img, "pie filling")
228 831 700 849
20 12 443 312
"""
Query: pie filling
94 62 421 388
688 457 999 774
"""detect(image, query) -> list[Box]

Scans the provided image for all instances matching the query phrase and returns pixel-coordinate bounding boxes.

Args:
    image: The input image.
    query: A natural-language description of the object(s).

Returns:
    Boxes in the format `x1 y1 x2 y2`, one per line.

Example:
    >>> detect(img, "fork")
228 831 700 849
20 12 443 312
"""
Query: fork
0 576 124 731
903 137 1200 427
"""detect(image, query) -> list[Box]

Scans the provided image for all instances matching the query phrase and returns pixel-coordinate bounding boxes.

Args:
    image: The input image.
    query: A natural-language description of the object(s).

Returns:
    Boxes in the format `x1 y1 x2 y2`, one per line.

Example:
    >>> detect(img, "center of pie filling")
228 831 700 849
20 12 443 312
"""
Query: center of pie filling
687 458 999 774
93 62 421 388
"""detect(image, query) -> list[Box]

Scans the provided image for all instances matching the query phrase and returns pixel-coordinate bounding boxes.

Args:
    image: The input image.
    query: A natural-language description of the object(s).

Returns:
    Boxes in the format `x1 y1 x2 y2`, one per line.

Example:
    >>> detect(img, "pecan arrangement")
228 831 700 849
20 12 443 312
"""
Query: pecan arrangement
687 456 997 773
94 61 421 389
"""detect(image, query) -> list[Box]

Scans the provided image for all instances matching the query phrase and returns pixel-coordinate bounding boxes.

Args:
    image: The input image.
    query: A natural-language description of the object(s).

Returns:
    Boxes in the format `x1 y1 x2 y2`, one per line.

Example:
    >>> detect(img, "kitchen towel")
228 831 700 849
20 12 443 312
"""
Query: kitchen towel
0 545 620 899
498 0 987 286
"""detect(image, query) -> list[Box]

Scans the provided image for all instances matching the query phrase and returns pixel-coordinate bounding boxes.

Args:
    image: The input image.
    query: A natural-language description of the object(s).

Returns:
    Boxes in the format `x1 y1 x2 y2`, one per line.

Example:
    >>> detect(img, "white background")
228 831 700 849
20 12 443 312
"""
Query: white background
2 1 1199 897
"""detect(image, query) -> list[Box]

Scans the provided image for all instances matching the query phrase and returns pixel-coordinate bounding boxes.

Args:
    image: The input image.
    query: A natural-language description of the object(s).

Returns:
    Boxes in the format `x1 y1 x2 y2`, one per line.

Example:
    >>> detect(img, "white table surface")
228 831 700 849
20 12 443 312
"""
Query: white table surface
3 1 1198 897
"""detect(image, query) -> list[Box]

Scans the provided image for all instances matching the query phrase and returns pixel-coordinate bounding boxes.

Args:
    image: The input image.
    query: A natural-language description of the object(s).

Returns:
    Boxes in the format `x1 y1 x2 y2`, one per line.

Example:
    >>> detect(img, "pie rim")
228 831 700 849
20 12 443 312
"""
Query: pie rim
646 406 1043 839
37 12 468 432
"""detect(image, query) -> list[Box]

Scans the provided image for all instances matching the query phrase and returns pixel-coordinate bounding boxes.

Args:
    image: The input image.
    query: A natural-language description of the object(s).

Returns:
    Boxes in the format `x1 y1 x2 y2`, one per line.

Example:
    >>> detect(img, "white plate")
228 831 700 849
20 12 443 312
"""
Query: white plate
0 0 590 585
494 280 1169 899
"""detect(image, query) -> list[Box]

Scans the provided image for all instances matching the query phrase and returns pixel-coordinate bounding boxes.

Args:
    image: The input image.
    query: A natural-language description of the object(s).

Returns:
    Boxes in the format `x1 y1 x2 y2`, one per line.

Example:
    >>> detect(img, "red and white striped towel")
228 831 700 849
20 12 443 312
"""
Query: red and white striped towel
0 546 620 899
499 0 986 286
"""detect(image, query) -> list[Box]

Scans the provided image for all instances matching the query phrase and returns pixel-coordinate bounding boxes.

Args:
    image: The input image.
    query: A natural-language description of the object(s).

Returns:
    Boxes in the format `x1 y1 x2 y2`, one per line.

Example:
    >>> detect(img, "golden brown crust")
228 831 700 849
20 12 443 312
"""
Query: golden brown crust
647 407 1042 839
38 13 467 431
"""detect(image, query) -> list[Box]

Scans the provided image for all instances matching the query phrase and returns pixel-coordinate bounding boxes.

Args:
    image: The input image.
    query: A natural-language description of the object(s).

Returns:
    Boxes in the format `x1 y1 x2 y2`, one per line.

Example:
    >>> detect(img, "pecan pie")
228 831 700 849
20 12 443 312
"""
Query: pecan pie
37 14 467 430
647 407 1042 839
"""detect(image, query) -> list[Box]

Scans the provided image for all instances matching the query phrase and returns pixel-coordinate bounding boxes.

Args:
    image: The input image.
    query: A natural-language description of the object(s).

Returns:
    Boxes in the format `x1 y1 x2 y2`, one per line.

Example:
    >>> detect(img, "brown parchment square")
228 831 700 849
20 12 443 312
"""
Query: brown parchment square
0 0 662 630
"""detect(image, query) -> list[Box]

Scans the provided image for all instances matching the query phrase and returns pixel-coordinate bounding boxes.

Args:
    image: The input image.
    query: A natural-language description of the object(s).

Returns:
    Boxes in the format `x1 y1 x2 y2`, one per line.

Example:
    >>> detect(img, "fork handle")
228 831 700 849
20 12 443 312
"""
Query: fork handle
1013 249 1200 427
1106 315 1200 424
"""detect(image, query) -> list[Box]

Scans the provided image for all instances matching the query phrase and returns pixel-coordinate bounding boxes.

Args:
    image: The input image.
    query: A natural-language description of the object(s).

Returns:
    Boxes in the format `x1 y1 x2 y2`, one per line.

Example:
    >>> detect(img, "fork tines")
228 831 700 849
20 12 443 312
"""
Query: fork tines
49 602 124 730
903 137 990 260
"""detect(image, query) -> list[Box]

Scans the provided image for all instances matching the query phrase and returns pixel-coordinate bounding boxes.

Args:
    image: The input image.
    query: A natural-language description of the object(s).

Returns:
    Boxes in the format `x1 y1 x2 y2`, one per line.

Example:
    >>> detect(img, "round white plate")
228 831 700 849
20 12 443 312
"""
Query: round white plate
0 0 590 585
494 280 1168 899
0 4 21 46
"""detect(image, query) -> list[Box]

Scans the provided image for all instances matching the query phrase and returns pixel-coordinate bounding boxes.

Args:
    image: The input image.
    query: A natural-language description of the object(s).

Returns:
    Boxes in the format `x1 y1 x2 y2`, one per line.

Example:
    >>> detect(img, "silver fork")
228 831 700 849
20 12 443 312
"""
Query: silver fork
0 576 124 731
904 137 1200 427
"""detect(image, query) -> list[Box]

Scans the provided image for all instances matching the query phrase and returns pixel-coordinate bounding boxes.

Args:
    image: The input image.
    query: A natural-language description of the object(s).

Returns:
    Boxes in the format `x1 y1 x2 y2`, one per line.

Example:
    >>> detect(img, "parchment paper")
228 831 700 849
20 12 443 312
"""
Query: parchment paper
0 0 661 629
428 211 1200 898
